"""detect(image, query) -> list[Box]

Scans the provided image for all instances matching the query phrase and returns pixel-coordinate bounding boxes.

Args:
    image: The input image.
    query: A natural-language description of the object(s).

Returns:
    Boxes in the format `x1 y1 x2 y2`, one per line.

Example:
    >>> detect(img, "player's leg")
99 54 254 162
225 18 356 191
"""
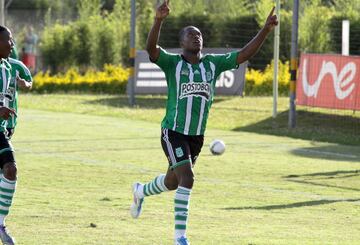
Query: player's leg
173 134 204 245
173 163 193 244
0 132 16 245
130 129 179 219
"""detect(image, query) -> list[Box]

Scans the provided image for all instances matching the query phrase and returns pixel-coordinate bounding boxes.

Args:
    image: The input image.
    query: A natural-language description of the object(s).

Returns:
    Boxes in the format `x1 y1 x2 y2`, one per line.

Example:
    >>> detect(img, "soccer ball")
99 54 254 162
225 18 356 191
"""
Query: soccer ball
209 139 225 155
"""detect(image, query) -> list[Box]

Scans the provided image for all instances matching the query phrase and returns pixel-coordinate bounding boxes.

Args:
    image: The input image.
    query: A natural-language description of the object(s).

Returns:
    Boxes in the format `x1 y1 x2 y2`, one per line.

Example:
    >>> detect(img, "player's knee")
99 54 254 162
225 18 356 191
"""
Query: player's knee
3 162 17 180
179 174 194 188
164 177 178 190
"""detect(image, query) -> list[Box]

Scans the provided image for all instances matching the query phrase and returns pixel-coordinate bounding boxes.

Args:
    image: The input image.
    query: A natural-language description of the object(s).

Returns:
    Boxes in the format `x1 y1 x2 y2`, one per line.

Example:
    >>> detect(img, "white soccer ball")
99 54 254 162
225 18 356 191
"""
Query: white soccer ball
209 139 226 155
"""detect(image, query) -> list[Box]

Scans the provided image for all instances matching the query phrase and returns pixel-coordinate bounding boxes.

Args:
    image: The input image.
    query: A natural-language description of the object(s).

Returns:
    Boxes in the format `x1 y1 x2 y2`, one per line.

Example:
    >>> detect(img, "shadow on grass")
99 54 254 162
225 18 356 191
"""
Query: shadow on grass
283 169 360 192
222 198 360 210
284 169 360 179
290 145 360 162
233 110 360 146
85 95 230 109
285 179 360 192
85 95 167 109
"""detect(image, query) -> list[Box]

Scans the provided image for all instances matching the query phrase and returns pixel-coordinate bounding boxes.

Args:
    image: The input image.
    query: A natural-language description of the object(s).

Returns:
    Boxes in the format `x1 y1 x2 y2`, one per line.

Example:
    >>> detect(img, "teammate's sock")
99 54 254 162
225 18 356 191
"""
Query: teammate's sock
174 186 191 239
137 174 169 199
0 176 16 226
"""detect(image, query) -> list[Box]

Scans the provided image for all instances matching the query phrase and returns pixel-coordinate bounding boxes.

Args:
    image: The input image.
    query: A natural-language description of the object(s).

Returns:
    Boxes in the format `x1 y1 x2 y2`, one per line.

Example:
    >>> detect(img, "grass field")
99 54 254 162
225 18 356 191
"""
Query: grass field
6 94 360 244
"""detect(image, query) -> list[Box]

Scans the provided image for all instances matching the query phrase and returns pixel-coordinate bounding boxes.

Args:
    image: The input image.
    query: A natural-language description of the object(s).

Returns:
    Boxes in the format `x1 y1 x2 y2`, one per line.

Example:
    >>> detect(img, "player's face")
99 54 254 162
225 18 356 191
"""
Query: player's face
0 29 14 59
181 27 203 53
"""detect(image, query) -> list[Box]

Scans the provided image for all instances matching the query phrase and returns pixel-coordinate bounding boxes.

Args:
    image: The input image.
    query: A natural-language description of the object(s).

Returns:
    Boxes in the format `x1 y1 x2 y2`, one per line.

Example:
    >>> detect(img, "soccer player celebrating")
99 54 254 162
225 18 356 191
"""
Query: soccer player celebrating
130 1 278 244
0 26 20 245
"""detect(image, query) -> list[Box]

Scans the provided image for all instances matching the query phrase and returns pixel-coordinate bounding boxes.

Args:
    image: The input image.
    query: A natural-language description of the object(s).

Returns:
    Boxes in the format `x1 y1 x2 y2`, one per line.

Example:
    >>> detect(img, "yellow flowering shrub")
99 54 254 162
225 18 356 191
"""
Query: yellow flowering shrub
33 64 130 93
245 60 290 96
32 62 290 95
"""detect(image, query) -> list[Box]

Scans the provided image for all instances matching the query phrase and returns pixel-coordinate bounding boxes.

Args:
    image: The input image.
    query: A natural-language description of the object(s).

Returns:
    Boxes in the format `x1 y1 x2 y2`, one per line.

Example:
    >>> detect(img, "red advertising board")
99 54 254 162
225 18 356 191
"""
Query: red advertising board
297 53 360 110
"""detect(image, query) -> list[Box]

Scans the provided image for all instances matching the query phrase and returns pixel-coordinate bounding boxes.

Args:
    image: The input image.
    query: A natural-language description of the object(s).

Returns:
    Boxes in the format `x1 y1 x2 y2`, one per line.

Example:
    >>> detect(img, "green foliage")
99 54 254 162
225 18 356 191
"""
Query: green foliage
299 3 335 53
159 14 215 48
40 24 75 71
297 0 360 55
38 0 360 72
40 0 130 72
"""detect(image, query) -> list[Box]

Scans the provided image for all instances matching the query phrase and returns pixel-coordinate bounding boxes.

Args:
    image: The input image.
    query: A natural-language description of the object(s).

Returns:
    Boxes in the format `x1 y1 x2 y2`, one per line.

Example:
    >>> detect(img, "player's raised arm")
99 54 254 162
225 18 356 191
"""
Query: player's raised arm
236 7 278 64
146 0 170 62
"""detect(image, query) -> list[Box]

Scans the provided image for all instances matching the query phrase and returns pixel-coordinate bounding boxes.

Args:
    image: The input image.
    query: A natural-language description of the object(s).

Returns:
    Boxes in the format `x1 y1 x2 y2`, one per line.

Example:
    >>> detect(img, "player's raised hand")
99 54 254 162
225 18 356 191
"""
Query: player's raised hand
0 107 16 120
264 7 278 32
156 0 170 20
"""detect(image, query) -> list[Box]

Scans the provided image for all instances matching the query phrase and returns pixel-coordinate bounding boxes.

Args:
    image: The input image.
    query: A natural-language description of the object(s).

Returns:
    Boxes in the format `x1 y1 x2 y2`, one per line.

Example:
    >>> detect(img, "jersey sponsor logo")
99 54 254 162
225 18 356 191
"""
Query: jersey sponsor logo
179 82 211 100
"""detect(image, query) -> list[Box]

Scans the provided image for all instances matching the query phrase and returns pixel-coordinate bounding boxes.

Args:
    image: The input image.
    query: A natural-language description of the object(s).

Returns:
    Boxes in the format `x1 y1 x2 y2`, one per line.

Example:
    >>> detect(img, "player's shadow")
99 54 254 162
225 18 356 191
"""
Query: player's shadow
282 169 360 192
233 109 360 146
284 169 360 180
222 198 360 210
290 145 360 162
85 95 229 109
85 95 167 109
224 168 360 211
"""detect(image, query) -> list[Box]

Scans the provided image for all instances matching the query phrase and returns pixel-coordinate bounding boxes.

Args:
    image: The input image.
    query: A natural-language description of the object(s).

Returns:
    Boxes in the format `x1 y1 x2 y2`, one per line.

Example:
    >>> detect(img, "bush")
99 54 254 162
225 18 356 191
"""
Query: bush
245 60 290 96
33 64 129 93
32 61 289 96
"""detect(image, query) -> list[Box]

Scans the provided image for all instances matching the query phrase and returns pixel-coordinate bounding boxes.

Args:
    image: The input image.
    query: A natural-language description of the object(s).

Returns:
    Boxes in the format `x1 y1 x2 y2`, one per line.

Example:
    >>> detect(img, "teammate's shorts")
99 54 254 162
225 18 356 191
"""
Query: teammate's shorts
0 131 15 169
161 128 204 170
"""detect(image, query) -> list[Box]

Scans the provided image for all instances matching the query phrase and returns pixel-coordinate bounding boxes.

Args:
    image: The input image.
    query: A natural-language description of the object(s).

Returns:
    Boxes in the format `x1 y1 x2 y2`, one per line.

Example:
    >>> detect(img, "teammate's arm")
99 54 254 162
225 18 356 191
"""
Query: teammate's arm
17 76 32 89
236 7 278 64
146 0 170 62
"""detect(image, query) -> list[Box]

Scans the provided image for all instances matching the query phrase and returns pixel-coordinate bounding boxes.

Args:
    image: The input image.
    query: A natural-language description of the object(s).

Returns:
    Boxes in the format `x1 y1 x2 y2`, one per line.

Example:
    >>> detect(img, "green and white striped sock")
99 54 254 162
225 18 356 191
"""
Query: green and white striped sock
174 186 191 239
138 174 169 199
0 175 16 226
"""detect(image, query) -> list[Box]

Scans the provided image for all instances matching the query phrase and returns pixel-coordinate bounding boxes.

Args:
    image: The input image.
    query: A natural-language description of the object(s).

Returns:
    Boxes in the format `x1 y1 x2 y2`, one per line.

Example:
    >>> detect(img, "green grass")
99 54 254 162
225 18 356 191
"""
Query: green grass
6 93 360 244
19 94 360 145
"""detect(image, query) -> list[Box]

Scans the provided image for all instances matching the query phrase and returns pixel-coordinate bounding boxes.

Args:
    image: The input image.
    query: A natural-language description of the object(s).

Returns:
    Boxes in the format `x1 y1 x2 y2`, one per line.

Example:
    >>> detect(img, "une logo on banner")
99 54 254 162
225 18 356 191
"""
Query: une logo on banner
302 59 356 100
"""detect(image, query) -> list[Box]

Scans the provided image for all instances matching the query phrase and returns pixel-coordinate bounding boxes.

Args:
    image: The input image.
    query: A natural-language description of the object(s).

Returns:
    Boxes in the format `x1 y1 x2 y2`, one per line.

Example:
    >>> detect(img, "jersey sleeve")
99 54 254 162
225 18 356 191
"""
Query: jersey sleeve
152 47 178 74
18 63 33 82
211 51 240 77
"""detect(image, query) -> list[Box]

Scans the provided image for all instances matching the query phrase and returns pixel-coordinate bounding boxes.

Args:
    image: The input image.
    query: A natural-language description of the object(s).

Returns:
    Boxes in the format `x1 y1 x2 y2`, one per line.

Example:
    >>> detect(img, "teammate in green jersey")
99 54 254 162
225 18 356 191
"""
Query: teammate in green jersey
0 25 19 245
130 1 278 244
6 57 33 139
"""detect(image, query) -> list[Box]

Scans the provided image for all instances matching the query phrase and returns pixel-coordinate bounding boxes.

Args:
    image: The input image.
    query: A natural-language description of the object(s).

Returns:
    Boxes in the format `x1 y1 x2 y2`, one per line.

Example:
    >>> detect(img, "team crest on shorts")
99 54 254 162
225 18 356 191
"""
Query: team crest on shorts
175 147 184 158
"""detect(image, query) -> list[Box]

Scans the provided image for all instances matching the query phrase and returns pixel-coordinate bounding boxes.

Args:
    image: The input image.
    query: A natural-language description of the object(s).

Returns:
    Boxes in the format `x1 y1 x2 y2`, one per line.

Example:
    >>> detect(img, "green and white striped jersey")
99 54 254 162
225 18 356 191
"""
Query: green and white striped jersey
155 47 239 135
0 58 12 132
7 58 32 128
